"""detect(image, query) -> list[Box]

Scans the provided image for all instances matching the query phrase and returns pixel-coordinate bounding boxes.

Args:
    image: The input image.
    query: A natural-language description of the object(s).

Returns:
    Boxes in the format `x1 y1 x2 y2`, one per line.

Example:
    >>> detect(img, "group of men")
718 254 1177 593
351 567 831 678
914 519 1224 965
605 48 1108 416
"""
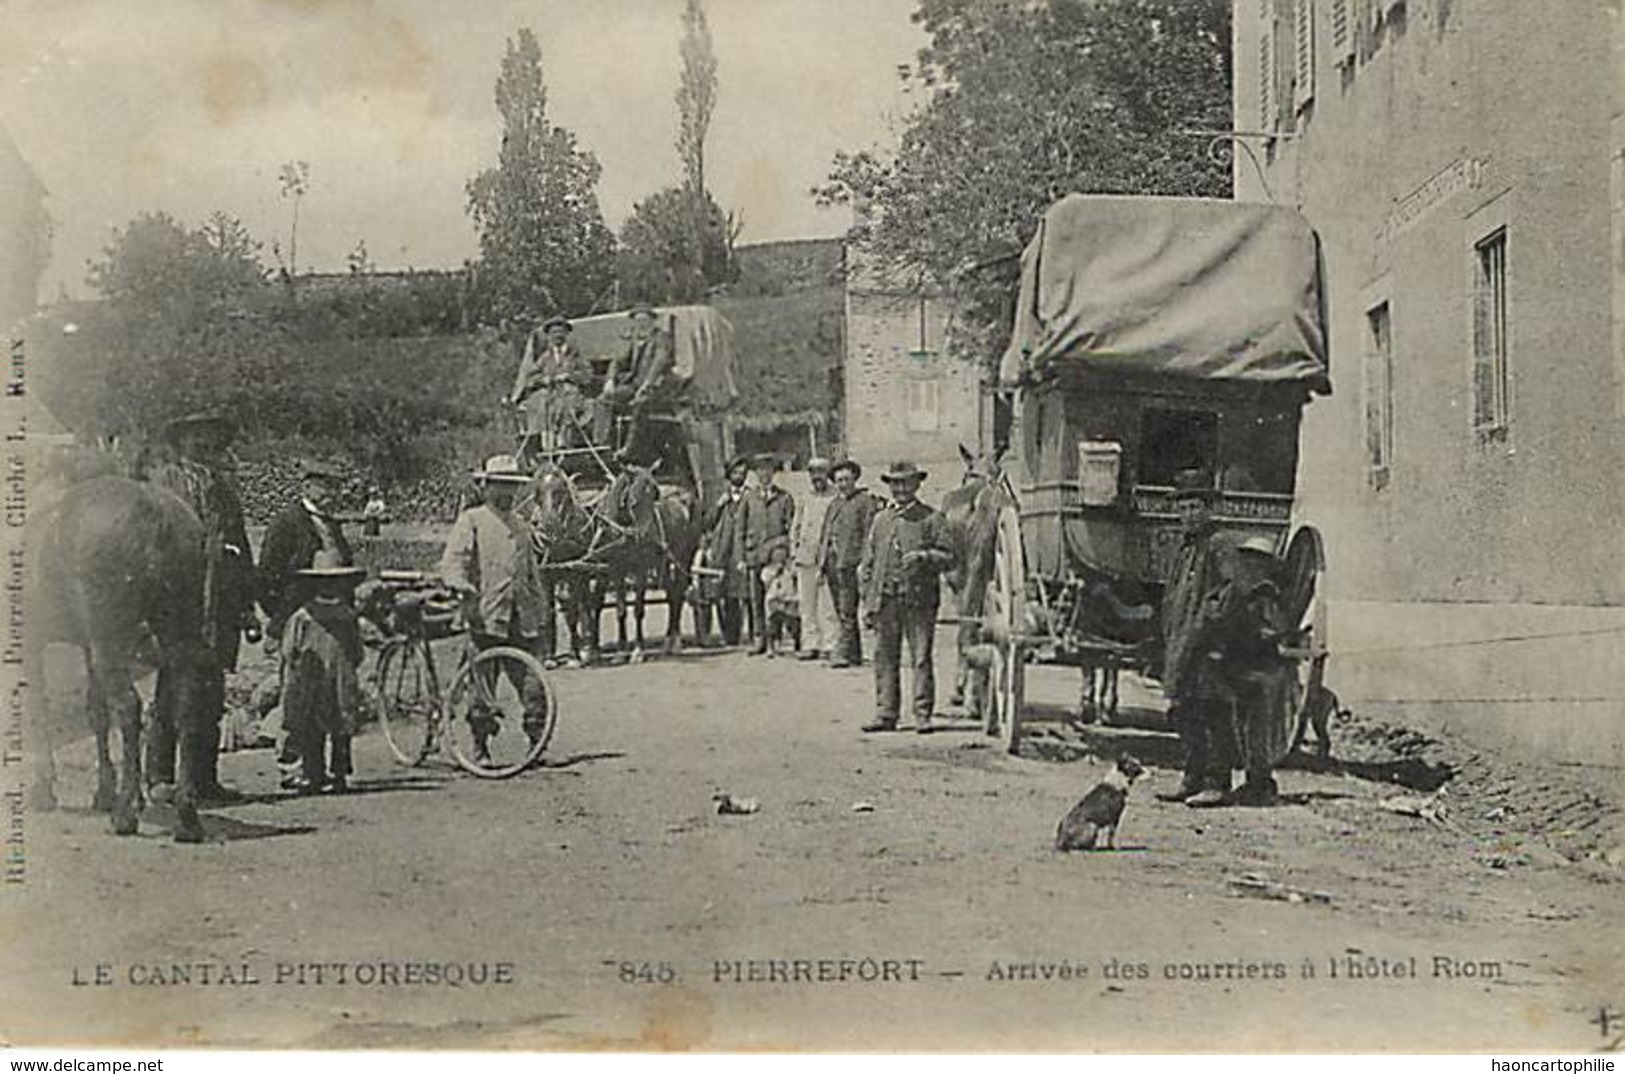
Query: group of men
141 410 369 799
509 304 675 467
695 452 956 733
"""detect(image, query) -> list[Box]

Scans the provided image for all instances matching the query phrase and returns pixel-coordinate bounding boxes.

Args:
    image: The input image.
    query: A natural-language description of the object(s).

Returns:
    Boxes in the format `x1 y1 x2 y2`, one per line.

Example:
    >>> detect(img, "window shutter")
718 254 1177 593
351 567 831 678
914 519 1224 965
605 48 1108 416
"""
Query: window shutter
1259 0 1277 131
1294 0 1316 111
1329 0 1354 65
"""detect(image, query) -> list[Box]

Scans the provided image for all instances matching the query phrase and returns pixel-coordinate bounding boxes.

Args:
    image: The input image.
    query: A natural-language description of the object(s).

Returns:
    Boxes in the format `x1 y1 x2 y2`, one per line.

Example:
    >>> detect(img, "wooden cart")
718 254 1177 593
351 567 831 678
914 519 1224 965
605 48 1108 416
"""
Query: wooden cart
979 195 1334 755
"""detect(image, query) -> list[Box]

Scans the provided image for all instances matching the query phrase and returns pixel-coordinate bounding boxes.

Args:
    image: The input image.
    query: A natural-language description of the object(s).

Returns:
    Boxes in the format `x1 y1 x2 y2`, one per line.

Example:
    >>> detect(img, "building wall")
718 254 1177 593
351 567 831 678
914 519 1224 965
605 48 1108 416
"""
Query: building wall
843 257 981 479
1 127 48 331
1234 0 1625 607
1231 0 1625 763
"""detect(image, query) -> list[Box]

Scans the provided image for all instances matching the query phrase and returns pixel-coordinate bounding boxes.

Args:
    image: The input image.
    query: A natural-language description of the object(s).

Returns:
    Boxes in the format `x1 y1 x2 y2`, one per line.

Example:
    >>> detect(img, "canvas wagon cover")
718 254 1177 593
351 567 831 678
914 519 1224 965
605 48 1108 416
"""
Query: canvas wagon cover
998 196 1330 392
568 304 740 413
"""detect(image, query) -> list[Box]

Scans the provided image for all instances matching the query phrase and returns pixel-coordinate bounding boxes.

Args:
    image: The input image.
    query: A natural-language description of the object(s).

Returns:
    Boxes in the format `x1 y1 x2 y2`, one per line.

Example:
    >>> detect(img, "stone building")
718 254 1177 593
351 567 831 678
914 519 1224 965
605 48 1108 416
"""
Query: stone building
1231 0 1625 761
842 244 981 480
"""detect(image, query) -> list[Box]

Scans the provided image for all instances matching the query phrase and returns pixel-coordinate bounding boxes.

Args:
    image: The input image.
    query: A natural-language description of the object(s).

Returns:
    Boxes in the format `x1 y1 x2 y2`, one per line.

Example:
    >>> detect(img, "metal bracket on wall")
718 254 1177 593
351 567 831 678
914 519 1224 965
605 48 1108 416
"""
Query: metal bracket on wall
1176 128 1298 205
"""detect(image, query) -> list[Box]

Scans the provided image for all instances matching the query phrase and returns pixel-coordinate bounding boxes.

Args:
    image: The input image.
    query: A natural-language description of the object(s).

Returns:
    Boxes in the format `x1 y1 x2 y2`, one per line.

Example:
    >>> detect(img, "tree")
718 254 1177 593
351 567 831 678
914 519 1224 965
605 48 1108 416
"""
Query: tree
675 0 718 197
277 160 311 277
466 28 615 323
64 211 271 433
621 0 737 304
617 185 739 305
815 0 1231 359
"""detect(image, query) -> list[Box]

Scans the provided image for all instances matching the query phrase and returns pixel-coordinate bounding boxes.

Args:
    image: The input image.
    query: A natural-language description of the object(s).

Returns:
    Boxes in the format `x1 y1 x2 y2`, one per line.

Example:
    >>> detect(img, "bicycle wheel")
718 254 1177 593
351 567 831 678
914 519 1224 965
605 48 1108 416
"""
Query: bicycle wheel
444 645 557 778
374 638 441 766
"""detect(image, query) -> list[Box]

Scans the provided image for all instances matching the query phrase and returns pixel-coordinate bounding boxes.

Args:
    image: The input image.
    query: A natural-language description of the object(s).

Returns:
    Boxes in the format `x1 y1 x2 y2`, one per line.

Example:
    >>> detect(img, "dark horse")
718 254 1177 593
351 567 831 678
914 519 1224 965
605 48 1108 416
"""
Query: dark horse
939 444 1011 717
26 475 215 842
527 463 700 661
599 466 700 658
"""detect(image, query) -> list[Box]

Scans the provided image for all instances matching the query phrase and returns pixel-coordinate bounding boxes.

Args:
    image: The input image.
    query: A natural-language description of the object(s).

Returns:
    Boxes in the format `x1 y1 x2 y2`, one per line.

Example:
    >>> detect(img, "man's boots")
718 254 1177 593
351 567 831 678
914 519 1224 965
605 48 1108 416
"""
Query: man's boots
195 723 245 803
1184 770 1235 809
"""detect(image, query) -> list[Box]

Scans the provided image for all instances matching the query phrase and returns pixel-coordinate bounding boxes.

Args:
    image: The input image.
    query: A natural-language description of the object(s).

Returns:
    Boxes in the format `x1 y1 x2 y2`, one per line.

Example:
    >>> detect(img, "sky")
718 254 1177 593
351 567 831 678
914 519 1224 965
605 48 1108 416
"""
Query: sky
0 0 927 297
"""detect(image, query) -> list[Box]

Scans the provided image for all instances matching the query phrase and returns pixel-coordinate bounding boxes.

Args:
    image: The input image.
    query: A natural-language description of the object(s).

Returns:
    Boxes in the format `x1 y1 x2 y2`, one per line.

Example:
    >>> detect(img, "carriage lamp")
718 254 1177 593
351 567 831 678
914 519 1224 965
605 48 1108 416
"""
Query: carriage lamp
1077 440 1123 507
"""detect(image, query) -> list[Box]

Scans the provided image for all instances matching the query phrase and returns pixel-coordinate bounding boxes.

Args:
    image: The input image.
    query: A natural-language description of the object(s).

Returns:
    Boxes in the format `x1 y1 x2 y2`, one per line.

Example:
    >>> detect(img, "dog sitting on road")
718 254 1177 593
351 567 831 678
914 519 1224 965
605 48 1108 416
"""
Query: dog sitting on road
1054 755 1146 851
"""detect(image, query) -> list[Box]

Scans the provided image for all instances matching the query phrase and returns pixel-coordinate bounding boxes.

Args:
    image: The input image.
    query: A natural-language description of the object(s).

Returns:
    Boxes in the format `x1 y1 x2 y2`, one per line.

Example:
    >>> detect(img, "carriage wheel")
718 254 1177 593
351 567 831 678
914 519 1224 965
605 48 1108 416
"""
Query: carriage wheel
375 638 441 766
1280 525 1331 757
444 645 557 778
983 504 1027 754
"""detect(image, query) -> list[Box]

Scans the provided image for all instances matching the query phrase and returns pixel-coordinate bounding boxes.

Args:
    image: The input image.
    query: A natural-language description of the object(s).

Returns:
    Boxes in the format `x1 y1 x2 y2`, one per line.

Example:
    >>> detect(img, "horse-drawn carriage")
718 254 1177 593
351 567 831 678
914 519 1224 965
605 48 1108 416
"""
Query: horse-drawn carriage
511 304 740 660
976 195 1333 755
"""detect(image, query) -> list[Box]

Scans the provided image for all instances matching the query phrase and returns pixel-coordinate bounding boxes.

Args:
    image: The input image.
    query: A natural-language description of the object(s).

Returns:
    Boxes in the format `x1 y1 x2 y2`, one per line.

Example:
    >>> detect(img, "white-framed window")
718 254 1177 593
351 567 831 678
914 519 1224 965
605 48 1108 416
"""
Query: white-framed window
1363 301 1394 488
1471 227 1511 439
906 376 941 433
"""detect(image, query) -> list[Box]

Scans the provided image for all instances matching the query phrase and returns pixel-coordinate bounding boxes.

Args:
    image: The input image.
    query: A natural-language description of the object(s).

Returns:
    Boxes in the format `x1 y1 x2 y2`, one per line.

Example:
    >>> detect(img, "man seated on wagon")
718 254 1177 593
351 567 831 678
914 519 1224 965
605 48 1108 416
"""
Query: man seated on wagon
593 303 676 465
511 314 592 455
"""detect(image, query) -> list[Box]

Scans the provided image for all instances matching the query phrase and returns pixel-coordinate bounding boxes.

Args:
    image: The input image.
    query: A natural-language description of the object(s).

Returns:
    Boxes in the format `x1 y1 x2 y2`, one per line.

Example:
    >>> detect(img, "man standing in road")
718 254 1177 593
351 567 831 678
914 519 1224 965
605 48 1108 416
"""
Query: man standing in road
1155 469 1235 806
820 458 878 668
144 410 259 804
1201 535 1298 807
698 456 752 646
735 453 795 655
789 457 839 661
260 458 356 643
859 461 954 733
440 454 553 763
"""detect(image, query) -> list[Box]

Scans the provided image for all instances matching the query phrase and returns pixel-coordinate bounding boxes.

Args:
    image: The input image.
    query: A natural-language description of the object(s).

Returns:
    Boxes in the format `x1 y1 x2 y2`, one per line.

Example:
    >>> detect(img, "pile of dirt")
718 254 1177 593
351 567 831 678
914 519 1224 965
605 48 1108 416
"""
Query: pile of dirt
1326 713 1623 870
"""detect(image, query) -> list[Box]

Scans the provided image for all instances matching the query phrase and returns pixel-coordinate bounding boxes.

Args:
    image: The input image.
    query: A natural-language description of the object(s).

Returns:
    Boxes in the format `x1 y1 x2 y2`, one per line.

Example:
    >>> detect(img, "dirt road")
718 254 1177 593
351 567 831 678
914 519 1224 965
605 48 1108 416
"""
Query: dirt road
3 631 1621 1052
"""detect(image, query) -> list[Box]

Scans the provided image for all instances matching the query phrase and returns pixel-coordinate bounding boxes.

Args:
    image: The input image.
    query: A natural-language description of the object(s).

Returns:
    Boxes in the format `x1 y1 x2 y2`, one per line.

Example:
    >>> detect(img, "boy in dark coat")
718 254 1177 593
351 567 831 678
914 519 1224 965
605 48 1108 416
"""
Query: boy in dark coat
280 551 367 794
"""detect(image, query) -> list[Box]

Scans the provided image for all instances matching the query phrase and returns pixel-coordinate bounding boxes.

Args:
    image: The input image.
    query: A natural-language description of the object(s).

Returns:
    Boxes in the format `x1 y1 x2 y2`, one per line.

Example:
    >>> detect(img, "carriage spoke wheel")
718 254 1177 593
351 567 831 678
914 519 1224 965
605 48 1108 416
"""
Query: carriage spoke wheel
375 639 441 767
444 646 557 778
1280 525 1330 758
983 504 1027 754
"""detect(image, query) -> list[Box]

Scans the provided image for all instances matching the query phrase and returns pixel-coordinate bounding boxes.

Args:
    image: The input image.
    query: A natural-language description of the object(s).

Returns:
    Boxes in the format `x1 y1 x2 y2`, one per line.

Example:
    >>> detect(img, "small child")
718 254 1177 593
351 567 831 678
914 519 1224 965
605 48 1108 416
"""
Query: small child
760 538 801 657
281 550 368 794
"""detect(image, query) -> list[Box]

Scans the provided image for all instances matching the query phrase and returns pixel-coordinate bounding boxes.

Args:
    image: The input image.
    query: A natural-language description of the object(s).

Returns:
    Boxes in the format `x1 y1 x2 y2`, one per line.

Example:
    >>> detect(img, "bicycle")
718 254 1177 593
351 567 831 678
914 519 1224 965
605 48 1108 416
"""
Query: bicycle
367 571 558 779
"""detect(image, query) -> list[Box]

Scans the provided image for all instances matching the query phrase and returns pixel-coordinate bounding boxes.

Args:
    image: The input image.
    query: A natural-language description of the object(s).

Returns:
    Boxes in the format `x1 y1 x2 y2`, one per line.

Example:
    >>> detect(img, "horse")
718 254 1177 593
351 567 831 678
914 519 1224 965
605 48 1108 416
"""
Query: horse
598 465 700 659
939 444 1011 717
25 475 216 842
524 462 604 664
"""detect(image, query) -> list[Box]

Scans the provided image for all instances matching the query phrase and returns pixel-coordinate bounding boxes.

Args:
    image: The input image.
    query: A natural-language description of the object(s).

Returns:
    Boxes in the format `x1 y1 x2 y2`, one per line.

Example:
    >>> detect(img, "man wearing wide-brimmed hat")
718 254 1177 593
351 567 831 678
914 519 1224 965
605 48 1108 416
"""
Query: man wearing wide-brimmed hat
858 461 954 733
1193 533 1297 808
696 454 752 646
441 455 552 763
594 302 674 462
789 457 839 661
1155 468 1234 805
279 550 368 794
820 458 880 667
734 452 796 654
144 408 259 803
512 314 591 453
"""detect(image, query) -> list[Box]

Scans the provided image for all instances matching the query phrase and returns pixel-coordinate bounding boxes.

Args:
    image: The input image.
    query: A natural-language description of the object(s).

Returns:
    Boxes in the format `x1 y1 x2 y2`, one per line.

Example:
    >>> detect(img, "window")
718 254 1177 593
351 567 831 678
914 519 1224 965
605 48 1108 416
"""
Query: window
906 377 941 433
1258 0 1278 132
1294 0 1316 112
1329 0 1355 66
1364 303 1394 487
1139 408 1219 487
1472 228 1511 438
